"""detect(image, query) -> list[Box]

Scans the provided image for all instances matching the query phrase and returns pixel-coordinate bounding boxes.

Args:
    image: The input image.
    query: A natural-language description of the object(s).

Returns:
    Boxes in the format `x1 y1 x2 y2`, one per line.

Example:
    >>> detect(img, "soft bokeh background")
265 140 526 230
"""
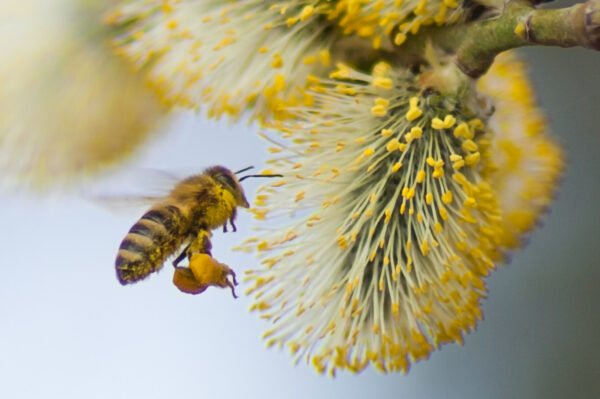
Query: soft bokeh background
1 8 599 399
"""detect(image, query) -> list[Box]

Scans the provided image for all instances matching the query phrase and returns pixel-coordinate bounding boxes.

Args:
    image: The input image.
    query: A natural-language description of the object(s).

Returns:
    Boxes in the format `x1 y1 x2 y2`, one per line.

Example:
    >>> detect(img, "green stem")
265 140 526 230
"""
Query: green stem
401 0 600 78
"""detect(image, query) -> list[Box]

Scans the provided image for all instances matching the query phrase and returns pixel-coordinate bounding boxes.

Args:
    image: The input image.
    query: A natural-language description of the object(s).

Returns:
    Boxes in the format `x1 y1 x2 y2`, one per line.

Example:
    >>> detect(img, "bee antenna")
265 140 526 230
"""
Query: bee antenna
235 166 254 174
239 174 283 182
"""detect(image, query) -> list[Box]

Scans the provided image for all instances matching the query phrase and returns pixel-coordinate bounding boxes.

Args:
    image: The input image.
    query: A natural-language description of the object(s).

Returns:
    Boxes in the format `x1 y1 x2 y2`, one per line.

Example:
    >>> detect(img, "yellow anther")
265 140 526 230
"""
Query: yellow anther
386 139 400 152
381 128 393 137
318 50 330 66
302 55 317 65
274 74 285 91
166 19 178 30
371 105 387 117
394 33 407 45
370 249 377 262
442 191 453 204
426 157 436 167
405 107 422 121
363 148 375 157
420 240 429 255
416 170 426 183
434 222 443 234
299 5 314 21
465 152 480 165
455 240 468 252
464 197 477 207
468 118 484 130
410 126 423 139
375 98 390 107
373 77 393 90
391 162 403 172
415 0 428 15
443 114 456 128
384 208 392 223
373 62 391 77
271 54 283 68
306 74 319 84
426 193 433 204
514 22 526 39
358 25 375 37
431 117 445 130
453 122 470 139
452 172 467 184
439 206 449 220
434 5 448 25
461 139 478 152
452 160 465 170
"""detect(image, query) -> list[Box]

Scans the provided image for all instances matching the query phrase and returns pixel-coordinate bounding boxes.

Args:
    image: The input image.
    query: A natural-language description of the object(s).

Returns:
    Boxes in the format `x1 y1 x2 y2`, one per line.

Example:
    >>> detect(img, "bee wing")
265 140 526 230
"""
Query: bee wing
82 168 184 213
89 194 166 213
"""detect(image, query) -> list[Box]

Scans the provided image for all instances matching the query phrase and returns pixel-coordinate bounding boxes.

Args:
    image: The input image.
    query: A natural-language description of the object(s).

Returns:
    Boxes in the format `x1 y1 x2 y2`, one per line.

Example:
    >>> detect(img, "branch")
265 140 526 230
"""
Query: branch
401 0 600 78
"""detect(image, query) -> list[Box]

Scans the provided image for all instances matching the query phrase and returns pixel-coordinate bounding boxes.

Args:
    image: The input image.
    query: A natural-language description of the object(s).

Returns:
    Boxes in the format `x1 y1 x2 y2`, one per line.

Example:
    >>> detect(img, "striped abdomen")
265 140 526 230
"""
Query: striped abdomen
116 205 187 284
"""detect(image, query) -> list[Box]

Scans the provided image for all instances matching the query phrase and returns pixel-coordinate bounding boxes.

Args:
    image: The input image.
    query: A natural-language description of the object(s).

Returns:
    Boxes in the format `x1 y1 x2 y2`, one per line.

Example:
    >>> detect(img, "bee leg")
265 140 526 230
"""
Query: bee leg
222 222 228 233
188 230 213 257
226 279 238 299
229 268 238 286
229 209 237 232
172 244 190 267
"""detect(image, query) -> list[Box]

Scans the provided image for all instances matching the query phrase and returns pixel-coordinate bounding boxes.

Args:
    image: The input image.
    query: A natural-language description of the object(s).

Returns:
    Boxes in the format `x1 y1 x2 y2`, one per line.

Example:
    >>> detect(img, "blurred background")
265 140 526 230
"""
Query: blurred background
0 1 598 398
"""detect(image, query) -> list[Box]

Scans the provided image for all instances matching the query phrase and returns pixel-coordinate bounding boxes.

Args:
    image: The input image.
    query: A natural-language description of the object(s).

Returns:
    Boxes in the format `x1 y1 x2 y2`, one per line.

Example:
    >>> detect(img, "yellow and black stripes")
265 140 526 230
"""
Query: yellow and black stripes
116 205 186 284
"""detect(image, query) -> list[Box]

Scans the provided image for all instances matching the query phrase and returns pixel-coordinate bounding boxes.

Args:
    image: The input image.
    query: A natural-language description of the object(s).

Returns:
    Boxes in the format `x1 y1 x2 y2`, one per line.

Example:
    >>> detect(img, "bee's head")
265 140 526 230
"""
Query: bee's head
205 165 250 208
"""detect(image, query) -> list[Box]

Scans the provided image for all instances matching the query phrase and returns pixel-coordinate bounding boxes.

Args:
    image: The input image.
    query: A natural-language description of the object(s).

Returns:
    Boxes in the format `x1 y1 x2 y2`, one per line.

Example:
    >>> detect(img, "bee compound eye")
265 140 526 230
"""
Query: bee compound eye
216 173 238 190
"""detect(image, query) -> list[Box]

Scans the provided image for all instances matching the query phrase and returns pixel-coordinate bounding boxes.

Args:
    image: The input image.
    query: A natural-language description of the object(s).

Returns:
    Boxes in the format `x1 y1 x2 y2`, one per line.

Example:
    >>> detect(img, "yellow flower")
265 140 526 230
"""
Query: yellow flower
328 0 467 49
0 0 167 189
108 0 334 121
479 52 564 250
240 62 504 375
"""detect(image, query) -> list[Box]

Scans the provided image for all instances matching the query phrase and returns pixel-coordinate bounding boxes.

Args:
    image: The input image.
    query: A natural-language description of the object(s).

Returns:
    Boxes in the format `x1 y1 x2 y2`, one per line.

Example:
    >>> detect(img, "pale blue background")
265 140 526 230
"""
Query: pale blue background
1 49 599 399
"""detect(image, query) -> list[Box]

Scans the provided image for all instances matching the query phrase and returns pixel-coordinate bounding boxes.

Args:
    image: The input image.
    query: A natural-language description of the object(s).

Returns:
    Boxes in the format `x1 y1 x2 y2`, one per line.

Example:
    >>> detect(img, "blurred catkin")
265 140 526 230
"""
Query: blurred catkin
0 0 168 189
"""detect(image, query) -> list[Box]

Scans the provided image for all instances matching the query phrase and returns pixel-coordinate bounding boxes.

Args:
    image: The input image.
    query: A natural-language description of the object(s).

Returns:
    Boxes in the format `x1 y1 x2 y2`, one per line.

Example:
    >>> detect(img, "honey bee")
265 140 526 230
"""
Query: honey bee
115 165 280 297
